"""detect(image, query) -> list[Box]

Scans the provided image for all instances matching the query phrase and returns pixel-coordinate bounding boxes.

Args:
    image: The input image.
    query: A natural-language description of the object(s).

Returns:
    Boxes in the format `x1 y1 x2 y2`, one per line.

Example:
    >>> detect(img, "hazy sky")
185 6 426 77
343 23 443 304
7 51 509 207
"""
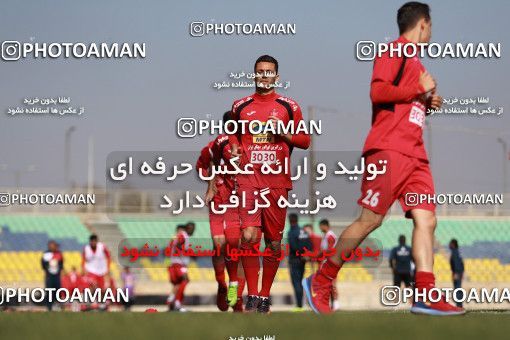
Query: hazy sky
0 0 508 195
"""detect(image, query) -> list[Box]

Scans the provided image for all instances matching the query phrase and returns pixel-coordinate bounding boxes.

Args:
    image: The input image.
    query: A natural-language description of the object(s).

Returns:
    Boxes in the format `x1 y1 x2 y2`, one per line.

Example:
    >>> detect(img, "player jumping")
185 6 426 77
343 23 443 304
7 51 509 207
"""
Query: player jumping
303 2 465 315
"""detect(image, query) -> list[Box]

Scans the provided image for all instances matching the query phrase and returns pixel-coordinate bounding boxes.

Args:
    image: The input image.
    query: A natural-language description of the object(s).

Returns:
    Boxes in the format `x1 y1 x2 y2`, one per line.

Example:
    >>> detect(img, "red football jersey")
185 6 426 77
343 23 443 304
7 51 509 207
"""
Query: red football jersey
363 35 429 161
210 134 235 189
196 141 214 177
229 92 310 189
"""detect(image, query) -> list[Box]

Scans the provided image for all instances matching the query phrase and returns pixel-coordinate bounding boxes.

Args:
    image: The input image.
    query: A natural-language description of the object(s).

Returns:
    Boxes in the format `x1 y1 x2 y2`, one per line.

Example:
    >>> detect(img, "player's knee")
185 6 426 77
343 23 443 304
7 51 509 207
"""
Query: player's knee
212 236 226 248
267 240 281 252
265 240 282 260
241 227 260 244
416 214 437 231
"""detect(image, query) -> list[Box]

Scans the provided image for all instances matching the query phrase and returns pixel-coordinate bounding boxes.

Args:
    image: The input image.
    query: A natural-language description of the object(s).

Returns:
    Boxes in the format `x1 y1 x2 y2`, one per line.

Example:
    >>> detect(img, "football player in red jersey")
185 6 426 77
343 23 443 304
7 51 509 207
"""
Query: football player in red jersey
228 55 310 313
303 2 464 315
198 117 246 312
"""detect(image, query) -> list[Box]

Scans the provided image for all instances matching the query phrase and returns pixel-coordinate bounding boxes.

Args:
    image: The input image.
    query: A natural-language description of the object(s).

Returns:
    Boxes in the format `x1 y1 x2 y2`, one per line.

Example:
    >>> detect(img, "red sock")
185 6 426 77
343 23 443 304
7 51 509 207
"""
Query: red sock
240 230 261 296
237 276 245 298
224 227 241 282
317 259 341 284
175 280 188 303
415 271 437 300
415 271 435 290
258 246 281 297
212 255 226 287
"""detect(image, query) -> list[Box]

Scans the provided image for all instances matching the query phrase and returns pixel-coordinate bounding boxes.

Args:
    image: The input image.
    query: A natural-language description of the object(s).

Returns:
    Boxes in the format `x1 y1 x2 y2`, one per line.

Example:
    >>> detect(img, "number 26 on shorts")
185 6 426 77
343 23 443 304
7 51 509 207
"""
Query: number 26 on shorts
362 189 380 208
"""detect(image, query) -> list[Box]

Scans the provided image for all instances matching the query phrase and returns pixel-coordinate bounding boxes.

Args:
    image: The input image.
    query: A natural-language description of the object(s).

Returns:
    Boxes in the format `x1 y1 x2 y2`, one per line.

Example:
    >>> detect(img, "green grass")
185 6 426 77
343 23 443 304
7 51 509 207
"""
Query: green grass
1 311 510 340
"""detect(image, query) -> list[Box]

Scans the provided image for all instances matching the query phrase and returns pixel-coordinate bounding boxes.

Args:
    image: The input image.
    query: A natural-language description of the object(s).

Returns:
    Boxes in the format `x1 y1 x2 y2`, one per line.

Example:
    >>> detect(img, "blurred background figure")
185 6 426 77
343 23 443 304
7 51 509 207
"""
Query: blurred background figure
61 266 84 312
167 224 193 312
389 235 413 288
82 234 111 311
41 240 63 311
121 266 135 310
449 239 464 307
287 213 311 311
303 224 321 271
318 219 339 311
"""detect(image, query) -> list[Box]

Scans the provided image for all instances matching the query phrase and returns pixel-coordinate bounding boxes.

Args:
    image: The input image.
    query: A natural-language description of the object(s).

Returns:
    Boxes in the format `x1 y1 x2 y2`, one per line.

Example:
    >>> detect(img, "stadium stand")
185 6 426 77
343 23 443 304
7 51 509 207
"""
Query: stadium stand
0 215 120 283
0 215 508 285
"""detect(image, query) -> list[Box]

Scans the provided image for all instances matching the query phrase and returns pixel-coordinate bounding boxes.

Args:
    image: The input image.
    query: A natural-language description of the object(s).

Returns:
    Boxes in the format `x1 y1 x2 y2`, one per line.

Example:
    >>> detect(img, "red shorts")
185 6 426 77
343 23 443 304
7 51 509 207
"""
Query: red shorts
84 273 105 290
168 263 188 284
358 150 435 217
209 184 241 237
237 184 288 242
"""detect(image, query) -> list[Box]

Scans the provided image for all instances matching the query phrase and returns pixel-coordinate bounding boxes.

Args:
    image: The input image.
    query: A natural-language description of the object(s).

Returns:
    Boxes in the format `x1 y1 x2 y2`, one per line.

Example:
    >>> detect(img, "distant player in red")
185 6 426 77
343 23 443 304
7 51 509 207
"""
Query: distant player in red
318 219 339 311
304 2 464 315
167 224 193 312
303 224 322 270
61 266 86 311
82 234 111 290
82 234 111 310
228 55 310 313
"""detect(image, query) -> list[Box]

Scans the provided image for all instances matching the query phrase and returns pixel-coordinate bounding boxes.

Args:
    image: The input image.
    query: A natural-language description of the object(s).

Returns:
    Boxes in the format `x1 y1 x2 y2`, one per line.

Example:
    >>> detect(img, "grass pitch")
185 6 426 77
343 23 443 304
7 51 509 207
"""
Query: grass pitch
1 310 509 340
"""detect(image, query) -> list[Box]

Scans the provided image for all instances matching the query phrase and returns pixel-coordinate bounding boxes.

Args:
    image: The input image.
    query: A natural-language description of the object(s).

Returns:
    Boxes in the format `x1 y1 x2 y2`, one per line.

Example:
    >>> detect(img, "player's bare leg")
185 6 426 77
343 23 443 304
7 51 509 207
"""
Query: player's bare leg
331 281 340 311
212 235 228 311
303 208 383 313
167 284 178 311
410 209 435 272
240 225 262 312
409 209 465 315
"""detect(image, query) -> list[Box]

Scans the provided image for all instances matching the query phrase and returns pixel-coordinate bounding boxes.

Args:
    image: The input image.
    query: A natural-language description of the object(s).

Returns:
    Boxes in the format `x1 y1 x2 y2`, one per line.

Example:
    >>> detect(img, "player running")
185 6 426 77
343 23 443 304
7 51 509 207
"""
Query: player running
318 219 340 311
228 55 310 313
303 2 465 315
197 137 229 310
167 224 193 312
82 234 111 310
198 122 246 312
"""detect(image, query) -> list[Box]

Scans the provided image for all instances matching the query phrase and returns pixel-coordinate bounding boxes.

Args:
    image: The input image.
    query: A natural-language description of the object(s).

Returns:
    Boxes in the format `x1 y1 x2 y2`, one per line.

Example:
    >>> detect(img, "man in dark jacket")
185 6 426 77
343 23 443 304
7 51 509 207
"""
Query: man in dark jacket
389 235 413 287
449 239 464 307
287 213 311 311
41 240 64 310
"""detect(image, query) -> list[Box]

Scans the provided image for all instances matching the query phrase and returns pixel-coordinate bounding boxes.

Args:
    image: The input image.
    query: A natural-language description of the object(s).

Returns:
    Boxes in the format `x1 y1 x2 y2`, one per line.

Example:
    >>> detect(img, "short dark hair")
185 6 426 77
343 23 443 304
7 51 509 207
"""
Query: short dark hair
397 2 430 34
89 234 98 242
319 219 329 226
450 239 459 249
399 234 406 244
222 111 232 123
288 213 298 222
254 55 278 74
176 224 186 231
